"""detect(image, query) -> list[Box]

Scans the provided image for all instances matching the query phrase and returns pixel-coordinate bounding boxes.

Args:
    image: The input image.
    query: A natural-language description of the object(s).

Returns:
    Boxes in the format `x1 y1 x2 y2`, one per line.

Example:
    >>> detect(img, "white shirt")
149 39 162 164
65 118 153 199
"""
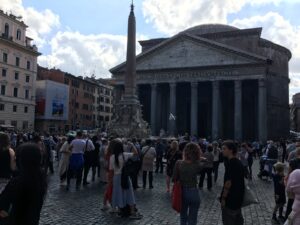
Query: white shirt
109 152 133 174
70 139 86 154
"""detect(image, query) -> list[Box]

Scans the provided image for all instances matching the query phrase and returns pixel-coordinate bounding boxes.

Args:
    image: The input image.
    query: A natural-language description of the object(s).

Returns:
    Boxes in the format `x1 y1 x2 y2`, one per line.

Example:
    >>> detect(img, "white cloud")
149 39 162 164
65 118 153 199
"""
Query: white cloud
231 12 300 100
0 0 60 47
38 31 147 78
142 0 300 36
142 0 247 35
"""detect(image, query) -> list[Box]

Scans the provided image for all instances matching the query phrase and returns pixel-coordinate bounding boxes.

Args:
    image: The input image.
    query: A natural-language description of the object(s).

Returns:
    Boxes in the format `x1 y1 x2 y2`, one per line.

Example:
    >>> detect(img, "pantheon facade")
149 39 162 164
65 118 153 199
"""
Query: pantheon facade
110 24 291 142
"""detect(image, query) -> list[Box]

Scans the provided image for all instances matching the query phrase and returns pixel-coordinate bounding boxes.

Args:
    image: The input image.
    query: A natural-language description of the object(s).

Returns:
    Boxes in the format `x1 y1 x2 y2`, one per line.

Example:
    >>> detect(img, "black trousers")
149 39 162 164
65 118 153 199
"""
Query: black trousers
67 166 83 188
45 161 54 175
155 157 163 173
285 198 294 219
143 171 153 188
213 162 219 182
83 163 97 183
199 168 213 189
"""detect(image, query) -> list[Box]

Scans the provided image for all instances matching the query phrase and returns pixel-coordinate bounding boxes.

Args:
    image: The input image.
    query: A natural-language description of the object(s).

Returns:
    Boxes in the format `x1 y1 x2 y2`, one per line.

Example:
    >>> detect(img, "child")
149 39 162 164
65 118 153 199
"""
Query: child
272 162 286 224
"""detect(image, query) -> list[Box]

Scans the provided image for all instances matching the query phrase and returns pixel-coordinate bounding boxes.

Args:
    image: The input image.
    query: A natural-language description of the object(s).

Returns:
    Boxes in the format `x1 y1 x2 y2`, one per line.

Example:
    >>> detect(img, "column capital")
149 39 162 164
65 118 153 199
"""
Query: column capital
151 83 157 88
258 79 266 87
212 80 220 88
235 80 242 89
169 82 177 89
191 82 198 88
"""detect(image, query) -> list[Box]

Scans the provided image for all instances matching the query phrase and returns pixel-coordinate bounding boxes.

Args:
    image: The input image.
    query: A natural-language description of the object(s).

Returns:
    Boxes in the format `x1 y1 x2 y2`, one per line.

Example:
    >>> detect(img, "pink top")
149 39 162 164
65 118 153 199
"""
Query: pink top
287 169 300 212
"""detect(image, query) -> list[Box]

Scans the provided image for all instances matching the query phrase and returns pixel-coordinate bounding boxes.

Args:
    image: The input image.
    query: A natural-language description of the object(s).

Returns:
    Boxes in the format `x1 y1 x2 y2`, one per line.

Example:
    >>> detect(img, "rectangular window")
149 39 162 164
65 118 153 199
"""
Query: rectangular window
27 61 30 70
15 72 19 80
11 121 17 127
0 104 4 111
2 69 7 77
0 85 5 95
24 106 28 113
16 57 20 67
26 75 30 83
13 88 18 97
3 53 7 63
25 90 29 99
13 105 17 112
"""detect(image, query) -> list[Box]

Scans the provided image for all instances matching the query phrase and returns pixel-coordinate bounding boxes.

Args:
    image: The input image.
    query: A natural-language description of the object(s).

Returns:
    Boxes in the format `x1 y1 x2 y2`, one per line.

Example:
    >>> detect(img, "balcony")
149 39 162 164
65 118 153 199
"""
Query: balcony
1 33 13 41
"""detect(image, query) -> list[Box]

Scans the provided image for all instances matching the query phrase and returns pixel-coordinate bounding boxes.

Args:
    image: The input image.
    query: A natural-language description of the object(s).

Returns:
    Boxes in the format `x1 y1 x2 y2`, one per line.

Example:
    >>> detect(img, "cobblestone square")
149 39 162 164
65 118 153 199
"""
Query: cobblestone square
40 160 277 225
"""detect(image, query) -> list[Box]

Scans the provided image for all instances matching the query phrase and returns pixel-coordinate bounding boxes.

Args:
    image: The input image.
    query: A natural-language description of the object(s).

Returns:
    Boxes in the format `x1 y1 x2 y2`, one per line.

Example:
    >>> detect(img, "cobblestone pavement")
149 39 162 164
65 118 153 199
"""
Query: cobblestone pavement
40 159 281 225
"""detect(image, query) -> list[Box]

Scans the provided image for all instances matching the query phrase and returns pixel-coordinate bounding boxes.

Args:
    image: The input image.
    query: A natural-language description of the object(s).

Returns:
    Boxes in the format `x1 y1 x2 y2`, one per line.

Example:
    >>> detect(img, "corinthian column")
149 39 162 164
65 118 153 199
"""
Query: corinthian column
212 81 220 140
234 80 242 141
258 79 267 143
169 82 177 136
151 83 157 135
190 82 198 136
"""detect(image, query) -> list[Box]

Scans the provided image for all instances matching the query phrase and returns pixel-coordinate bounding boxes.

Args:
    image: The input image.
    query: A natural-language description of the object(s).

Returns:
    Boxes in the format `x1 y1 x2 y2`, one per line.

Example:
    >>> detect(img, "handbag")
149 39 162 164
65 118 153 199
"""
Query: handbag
172 181 182 213
242 185 259 208
172 161 182 213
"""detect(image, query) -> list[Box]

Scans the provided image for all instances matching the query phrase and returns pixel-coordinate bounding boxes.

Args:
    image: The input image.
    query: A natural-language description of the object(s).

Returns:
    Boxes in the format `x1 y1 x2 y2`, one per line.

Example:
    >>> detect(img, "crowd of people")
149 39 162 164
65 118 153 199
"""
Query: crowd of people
0 130 300 225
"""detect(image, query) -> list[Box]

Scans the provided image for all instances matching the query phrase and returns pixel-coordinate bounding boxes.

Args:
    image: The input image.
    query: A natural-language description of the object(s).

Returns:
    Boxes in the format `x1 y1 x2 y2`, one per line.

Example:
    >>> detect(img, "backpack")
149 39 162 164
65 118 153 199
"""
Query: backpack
121 157 136 189
267 146 278 160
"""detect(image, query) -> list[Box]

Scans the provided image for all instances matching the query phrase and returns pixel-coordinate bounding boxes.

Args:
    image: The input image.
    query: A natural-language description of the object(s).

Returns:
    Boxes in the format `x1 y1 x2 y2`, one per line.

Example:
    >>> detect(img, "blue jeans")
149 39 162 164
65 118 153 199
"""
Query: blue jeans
180 187 200 225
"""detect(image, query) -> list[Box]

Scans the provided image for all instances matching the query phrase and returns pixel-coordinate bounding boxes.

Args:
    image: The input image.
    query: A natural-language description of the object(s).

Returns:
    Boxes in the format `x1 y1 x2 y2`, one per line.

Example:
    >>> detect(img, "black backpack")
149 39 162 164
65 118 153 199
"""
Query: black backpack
121 158 136 189
267 146 278 160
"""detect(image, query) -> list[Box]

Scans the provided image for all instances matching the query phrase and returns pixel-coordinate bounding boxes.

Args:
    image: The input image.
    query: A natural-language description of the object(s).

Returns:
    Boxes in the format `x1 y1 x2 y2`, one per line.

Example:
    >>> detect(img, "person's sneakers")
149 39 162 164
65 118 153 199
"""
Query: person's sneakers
129 212 143 220
272 215 280 224
101 205 110 212
83 182 90 186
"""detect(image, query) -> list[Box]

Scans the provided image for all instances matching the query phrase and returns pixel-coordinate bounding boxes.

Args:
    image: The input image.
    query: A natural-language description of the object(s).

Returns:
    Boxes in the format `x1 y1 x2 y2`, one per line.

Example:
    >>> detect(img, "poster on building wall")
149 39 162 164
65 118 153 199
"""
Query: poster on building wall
36 80 69 120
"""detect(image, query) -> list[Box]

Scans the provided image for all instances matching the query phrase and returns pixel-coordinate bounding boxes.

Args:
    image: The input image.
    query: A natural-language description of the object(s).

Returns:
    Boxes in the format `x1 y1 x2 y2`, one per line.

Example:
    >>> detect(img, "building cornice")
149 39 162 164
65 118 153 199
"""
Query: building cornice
0 38 41 56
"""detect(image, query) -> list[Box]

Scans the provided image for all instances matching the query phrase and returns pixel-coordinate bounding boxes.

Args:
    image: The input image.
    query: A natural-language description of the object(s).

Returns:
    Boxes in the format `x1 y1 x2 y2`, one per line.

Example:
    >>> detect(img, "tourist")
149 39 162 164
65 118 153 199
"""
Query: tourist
90 136 100 182
173 142 204 225
212 141 221 183
239 143 249 179
155 139 165 173
67 131 86 190
286 169 300 224
280 139 287 163
101 140 113 211
271 162 286 224
265 141 278 179
99 139 108 183
109 139 142 219
165 140 181 193
220 140 245 225
0 132 16 193
43 133 56 174
199 144 214 190
124 138 141 189
245 143 254 180
0 143 47 225
141 139 156 189
285 148 300 220
58 136 73 186
82 134 95 185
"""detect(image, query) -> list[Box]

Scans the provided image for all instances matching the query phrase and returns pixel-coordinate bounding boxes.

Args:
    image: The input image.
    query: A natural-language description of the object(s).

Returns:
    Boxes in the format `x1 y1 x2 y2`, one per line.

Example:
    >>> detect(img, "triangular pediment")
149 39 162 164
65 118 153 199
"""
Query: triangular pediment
111 34 267 73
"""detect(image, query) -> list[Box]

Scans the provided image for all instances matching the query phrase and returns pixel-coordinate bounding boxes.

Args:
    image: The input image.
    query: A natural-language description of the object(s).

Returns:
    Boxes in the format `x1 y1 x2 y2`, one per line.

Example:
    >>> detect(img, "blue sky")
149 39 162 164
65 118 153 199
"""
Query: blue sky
1 0 300 99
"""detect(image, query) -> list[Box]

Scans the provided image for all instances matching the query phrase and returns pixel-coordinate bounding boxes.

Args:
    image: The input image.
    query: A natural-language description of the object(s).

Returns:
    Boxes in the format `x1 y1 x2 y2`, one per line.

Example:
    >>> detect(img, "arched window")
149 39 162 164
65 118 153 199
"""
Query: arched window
16 29 21 40
4 23 9 37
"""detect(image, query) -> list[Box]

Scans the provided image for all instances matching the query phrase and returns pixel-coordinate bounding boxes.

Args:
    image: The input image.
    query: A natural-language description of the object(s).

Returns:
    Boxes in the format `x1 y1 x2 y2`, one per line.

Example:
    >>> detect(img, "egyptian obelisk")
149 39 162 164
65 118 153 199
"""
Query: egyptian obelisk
108 2 150 138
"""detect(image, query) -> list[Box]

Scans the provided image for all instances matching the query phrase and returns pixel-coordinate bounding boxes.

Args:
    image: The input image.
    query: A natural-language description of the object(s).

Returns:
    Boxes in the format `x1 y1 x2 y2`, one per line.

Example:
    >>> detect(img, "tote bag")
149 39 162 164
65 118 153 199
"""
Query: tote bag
242 185 259 208
172 181 182 213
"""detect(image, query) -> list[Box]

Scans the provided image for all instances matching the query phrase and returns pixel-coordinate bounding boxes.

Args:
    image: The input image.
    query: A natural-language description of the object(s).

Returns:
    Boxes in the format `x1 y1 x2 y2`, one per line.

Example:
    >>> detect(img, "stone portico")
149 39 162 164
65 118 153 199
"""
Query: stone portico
111 24 291 142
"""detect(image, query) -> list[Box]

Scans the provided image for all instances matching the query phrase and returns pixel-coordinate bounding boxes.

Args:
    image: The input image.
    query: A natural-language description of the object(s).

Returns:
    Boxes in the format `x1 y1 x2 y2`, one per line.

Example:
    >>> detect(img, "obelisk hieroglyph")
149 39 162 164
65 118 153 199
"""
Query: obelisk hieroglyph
108 2 150 138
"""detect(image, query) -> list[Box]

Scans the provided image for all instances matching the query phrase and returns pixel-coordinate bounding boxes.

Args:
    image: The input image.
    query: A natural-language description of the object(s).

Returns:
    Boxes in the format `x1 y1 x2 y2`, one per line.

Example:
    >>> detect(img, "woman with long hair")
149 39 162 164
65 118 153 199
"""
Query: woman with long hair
173 142 204 225
0 143 47 225
0 132 16 193
165 140 181 193
109 139 141 219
